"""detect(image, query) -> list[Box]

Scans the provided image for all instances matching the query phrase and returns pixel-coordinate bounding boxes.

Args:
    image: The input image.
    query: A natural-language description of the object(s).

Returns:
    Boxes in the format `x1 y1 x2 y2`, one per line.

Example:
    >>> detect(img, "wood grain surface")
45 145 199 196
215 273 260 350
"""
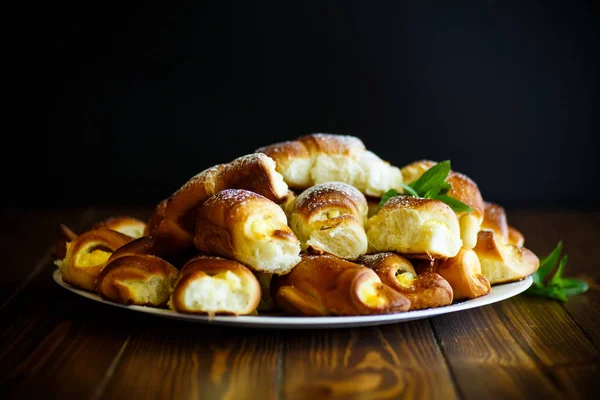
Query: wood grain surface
1 208 599 399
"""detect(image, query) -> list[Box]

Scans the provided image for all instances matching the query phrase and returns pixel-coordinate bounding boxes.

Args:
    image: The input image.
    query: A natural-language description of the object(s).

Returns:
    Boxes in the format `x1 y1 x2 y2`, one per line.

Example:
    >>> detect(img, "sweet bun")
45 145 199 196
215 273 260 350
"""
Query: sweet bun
357 252 453 310
474 230 539 284
288 182 368 260
436 248 491 300
169 255 261 315
194 189 301 275
365 196 462 259
257 133 403 197
480 201 526 247
401 160 484 249
54 223 78 260
93 216 147 239
147 153 289 255
271 254 411 316
508 226 525 247
58 228 133 292
95 253 179 306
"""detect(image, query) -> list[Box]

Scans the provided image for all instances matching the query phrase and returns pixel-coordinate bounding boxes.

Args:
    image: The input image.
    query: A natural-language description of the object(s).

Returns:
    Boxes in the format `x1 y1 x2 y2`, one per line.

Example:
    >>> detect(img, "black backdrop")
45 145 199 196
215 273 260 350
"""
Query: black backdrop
8 1 599 210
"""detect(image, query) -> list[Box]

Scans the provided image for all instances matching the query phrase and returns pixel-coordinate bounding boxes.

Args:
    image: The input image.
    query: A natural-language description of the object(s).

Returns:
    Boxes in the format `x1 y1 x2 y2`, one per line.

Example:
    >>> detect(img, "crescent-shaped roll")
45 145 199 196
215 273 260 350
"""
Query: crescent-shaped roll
365 196 462 259
356 253 453 310
95 252 179 307
194 189 302 275
169 255 261 316
288 182 368 260
256 133 403 197
436 248 491 300
147 153 289 255
401 160 484 250
92 216 147 239
474 230 539 284
58 228 133 292
271 254 411 316
480 201 526 247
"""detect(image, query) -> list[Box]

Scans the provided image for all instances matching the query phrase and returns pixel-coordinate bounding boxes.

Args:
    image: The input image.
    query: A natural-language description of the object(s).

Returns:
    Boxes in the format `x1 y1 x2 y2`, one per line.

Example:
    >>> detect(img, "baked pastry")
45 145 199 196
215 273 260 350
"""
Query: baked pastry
57 228 133 291
436 248 491 300
169 255 261 315
92 216 147 239
356 253 453 310
194 189 301 275
147 152 289 254
288 182 368 260
255 272 276 311
271 254 411 316
401 160 484 249
480 201 525 247
474 230 539 284
96 251 179 306
365 196 462 259
54 223 78 260
256 133 403 197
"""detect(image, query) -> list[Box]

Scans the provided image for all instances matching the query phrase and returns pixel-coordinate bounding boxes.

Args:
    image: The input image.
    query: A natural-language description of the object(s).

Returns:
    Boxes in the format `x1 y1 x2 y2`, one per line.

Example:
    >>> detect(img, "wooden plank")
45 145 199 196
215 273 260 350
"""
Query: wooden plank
281 320 458 400
509 211 600 352
100 324 281 400
494 295 599 366
550 362 600 400
431 302 560 400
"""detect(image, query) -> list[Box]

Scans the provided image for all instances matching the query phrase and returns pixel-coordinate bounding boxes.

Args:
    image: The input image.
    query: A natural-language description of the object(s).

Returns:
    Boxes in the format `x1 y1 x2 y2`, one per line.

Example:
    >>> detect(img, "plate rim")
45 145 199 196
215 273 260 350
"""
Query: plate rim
52 269 532 329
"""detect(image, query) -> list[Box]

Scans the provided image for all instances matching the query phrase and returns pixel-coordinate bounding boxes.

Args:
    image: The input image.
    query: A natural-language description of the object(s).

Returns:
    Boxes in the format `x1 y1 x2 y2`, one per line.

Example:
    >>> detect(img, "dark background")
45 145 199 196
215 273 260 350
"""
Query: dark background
8 1 599 211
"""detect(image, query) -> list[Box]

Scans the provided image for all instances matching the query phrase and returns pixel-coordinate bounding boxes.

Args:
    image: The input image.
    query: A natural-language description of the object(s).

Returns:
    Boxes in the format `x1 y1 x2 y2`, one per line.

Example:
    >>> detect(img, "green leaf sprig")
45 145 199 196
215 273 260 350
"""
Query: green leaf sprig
378 160 473 213
526 241 588 302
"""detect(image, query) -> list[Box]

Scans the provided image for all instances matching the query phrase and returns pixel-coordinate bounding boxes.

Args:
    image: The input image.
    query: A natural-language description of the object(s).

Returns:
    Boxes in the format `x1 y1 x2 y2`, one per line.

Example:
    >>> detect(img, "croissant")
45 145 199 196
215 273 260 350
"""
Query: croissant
169 255 261 315
365 196 462 259
92 216 147 239
401 160 485 250
194 189 301 275
95 238 180 306
288 182 368 260
356 253 453 310
57 228 133 292
256 133 403 197
480 201 525 247
271 254 411 316
474 230 539 285
435 248 491 300
147 152 289 255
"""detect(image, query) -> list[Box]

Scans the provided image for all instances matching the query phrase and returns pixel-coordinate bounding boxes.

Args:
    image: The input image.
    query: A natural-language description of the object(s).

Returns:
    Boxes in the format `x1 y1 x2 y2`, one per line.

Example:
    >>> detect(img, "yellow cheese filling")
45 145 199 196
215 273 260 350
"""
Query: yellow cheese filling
359 283 386 307
77 249 112 266
396 272 415 288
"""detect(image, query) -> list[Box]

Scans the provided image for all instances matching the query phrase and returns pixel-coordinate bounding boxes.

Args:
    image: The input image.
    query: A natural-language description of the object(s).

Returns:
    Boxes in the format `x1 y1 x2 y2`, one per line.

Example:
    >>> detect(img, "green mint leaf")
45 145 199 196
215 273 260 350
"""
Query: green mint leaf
527 285 568 302
378 189 398 210
399 183 419 197
410 160 451 195
557 278 589 296
434 195 473 213
438 182 452 195
550 255 568 286
423 187 441 199
533 241 563 286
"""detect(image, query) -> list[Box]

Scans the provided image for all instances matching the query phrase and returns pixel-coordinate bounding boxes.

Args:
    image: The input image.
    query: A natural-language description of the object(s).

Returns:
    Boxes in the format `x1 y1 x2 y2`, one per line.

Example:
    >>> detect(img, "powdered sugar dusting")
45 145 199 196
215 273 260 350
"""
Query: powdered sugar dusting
295 182 366 214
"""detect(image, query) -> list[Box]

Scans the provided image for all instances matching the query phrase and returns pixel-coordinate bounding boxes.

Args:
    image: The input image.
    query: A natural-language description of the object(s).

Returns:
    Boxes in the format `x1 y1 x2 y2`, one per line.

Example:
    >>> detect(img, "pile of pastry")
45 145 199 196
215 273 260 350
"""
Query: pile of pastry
54 133 540 316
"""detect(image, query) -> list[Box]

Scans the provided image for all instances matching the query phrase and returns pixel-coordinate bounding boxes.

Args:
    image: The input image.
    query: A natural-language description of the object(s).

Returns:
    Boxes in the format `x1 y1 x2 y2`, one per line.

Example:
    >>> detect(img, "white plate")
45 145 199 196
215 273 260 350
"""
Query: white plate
53 269 532 329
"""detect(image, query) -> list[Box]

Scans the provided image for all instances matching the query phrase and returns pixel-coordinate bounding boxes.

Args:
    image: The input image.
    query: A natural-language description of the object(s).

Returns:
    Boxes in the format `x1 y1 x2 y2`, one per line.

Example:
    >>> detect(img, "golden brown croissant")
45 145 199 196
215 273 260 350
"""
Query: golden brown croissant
169 255 261 315
271 254 411 316
92 216 147 239
256 133 403 197
95 243 180 307
436 248 491 300
57 228 133 292
288 182 368 260
365 196 462 259
194 189 301 275
401 160 485 249
356 253 453 310
474 230 539 284
480 201 525 247
147 153 289 255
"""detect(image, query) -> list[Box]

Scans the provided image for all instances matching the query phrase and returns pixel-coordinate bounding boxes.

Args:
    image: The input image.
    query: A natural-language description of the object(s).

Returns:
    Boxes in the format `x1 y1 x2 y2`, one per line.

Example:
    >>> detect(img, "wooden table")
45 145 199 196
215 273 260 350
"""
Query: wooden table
1 207 599 399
